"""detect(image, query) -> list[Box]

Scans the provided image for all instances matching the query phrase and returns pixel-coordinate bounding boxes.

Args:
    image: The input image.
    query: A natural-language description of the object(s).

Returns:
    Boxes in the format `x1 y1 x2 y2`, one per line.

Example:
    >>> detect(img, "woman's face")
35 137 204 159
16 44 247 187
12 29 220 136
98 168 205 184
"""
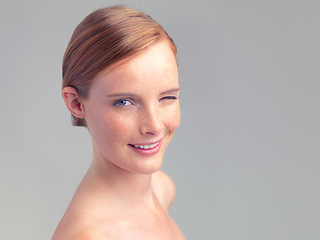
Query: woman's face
82 40 180 174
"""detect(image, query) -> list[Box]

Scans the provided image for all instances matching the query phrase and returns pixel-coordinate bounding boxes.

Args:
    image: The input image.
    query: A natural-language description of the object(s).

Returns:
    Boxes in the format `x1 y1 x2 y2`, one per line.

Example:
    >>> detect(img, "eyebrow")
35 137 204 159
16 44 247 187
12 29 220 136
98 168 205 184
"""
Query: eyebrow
160 88 180 95
106 88 180 98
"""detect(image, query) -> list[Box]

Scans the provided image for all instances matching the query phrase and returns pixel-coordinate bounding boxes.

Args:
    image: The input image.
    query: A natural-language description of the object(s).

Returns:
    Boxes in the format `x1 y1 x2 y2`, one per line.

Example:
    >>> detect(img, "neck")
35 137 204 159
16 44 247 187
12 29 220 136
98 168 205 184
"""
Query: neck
84 154 156 207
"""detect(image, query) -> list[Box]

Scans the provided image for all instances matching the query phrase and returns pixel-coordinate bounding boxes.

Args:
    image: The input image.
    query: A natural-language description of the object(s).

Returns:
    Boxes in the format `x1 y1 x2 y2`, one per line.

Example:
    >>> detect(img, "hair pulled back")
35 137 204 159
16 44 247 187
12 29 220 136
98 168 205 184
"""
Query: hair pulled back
62 5 176 127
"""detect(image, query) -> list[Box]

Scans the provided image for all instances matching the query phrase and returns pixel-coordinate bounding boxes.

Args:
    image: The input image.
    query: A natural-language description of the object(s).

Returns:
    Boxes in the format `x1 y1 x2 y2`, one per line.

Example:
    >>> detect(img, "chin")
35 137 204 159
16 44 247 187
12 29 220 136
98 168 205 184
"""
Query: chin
131 156 164 175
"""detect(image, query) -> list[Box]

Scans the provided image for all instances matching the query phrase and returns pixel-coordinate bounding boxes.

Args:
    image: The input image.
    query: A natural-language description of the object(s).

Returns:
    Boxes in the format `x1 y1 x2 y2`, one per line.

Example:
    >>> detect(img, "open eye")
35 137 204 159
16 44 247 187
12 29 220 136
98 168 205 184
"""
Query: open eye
113 99 132 107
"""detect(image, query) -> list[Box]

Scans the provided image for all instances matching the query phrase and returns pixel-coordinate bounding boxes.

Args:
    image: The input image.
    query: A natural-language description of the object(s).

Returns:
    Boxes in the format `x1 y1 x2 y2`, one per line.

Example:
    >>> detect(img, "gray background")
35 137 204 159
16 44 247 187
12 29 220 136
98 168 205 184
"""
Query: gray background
0 0 319 239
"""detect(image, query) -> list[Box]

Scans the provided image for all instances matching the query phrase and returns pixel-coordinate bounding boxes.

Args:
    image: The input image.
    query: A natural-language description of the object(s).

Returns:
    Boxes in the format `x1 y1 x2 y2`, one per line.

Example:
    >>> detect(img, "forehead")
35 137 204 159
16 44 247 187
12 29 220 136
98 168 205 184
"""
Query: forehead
91 41 179 94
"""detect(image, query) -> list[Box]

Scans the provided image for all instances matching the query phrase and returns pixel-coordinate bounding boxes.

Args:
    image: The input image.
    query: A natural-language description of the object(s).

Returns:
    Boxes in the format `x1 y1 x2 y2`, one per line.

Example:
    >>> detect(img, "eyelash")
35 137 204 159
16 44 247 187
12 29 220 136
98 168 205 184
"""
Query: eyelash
113 99 132 107
161 96 177 101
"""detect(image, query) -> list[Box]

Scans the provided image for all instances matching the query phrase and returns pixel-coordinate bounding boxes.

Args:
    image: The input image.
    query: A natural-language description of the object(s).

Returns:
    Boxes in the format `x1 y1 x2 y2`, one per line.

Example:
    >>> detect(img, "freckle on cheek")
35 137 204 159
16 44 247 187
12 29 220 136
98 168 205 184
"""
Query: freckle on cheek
109 120 129 138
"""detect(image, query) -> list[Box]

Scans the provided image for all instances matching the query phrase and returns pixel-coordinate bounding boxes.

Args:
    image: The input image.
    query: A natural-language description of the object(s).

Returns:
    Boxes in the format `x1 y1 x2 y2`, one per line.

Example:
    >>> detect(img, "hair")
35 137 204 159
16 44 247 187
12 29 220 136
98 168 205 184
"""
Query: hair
62 5 177 127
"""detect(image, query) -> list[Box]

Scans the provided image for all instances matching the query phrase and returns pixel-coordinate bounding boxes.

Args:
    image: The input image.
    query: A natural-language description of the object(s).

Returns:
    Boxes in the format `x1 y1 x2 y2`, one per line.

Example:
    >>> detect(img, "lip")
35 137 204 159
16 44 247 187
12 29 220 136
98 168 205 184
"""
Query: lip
128 138 163 156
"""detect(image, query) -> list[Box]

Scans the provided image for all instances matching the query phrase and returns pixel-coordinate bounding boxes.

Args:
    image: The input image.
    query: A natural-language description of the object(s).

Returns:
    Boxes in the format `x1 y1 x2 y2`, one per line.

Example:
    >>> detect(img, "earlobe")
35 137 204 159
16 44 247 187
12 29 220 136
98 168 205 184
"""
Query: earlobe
61 87 86 119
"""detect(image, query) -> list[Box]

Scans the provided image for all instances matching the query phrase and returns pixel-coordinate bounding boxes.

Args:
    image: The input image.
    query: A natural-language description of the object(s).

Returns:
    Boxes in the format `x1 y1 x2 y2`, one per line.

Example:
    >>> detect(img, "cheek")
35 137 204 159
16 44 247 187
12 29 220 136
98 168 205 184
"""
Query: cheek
165 105 180 133
106 115 133 139
87 111 133 143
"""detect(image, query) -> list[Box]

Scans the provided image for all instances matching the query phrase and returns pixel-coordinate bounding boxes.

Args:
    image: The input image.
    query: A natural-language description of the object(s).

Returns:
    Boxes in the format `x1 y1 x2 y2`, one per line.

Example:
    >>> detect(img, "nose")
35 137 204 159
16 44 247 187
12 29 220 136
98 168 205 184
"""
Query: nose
139 106 162 136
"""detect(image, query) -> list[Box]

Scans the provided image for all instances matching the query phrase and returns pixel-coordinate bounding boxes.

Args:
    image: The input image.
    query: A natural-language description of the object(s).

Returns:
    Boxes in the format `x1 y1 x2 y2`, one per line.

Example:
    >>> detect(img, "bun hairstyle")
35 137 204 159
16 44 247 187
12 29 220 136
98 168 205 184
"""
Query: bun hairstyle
62 5 177 127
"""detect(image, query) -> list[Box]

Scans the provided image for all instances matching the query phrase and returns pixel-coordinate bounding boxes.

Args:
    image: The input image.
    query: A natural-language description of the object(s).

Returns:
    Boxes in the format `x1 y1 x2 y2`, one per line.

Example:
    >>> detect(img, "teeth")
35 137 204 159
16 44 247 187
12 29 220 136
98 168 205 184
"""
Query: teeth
134 142 159 149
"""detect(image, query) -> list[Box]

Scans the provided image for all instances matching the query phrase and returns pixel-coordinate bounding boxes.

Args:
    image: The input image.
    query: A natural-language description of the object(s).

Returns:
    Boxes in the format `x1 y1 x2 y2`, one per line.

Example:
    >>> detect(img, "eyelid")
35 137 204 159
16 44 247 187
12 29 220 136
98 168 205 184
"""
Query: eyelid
162 96 177 99
160 95 178 101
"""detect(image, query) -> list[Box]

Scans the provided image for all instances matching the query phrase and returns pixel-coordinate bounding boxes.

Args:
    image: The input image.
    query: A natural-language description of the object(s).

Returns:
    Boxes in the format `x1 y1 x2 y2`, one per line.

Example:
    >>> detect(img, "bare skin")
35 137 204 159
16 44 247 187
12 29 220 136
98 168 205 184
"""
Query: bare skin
53 40 185 239
52 169 184 240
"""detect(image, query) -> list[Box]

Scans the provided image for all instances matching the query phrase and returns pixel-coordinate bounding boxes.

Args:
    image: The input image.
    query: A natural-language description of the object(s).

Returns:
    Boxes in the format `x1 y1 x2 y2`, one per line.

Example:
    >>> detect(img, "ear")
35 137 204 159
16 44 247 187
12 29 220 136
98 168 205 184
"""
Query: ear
61 87 86 119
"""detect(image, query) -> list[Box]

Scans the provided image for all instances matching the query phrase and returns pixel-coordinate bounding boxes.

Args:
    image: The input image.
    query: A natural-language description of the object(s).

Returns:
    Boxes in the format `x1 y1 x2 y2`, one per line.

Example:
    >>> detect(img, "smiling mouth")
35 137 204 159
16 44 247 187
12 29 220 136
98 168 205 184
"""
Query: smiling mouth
129 142 160 149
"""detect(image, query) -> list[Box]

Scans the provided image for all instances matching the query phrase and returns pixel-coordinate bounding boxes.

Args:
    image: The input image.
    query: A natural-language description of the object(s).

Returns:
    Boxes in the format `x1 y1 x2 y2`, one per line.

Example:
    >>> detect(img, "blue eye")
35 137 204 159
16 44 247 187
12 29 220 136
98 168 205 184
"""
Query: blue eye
114 99 131 106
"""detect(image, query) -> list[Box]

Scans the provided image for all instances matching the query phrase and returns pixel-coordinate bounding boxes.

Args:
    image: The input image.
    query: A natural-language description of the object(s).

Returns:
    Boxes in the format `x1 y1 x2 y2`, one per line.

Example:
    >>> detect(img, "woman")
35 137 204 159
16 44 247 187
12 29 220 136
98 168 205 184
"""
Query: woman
52 5 185 239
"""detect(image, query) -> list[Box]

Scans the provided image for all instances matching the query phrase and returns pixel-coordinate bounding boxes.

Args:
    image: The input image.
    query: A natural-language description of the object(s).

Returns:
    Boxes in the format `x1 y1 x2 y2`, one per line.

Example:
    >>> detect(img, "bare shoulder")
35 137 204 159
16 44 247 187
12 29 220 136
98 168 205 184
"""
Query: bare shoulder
52 223 107 240
52 206 107 240
68 228 107 240
152 170 176 211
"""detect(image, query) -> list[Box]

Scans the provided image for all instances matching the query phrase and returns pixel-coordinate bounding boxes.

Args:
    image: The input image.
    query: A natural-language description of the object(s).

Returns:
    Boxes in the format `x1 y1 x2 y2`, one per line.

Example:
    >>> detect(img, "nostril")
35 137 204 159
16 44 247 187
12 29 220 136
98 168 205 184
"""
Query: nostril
139 119 162 136
138 108 163 136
